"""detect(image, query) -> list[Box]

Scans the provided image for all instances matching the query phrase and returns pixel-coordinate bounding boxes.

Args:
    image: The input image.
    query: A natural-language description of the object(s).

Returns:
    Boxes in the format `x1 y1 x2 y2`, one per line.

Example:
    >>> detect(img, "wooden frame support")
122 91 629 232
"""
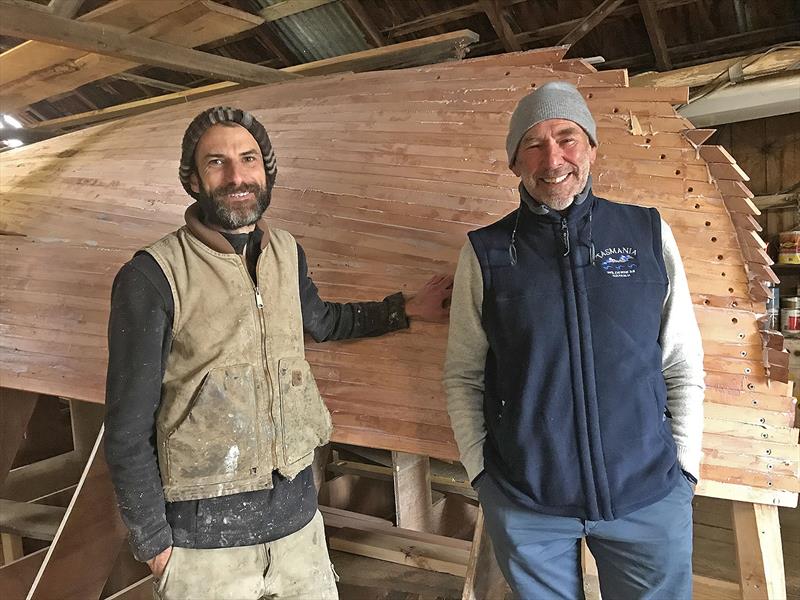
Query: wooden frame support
391 451 433 532
0 389 38 486
462 506 506 600
26 425 128 600
731 501 787 599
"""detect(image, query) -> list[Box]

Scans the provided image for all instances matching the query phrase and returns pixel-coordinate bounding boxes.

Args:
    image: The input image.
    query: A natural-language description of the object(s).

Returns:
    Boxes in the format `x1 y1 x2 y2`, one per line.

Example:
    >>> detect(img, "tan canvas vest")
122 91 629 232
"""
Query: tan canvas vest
145 204 332 502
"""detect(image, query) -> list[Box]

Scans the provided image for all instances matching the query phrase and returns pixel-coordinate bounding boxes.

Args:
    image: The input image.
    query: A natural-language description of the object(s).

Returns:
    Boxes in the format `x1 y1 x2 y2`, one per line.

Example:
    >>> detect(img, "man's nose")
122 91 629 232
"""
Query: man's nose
224 162 246 186
543 142 564 170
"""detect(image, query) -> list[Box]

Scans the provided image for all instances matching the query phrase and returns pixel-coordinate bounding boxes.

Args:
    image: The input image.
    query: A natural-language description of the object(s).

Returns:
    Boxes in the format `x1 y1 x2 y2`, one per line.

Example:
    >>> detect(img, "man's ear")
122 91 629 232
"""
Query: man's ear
189 171 200 194
510 160 521 177
588 145 597 167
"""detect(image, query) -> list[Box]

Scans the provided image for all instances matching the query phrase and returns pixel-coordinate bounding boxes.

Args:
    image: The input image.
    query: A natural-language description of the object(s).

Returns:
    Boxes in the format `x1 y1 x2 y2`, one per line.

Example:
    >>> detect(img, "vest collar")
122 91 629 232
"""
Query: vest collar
184 202 271 254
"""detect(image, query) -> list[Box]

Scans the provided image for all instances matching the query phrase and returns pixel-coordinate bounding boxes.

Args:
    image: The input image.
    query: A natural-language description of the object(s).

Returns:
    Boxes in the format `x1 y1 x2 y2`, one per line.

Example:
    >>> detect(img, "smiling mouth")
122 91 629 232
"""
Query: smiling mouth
541 173 570 184
227 191 253 200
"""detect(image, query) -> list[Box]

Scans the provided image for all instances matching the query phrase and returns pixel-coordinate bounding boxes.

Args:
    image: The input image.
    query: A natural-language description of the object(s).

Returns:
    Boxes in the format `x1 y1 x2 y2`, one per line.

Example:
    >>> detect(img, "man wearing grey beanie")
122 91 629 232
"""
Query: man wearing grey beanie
444 82 704 598
104 106 454 599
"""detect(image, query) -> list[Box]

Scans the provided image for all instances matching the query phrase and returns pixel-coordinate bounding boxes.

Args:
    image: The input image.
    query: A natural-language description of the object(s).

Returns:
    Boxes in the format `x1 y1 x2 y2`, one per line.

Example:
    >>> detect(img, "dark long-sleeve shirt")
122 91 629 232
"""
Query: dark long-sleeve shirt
105 228 408 561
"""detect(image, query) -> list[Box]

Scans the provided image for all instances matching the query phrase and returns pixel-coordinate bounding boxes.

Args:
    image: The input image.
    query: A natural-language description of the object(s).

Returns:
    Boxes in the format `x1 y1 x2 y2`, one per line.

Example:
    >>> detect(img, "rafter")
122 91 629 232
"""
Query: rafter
48 0 85 18
258 0 334 22
480 0 522 52
558 0 627 47
111 72 190 92
0 1 299 85
342 0 386 47
638 0 672 70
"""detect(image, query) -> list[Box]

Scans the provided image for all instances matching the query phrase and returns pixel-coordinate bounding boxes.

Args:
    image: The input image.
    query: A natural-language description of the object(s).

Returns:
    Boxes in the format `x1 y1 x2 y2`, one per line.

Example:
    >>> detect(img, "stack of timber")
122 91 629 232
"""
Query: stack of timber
0 0 265 115
0 45 797 511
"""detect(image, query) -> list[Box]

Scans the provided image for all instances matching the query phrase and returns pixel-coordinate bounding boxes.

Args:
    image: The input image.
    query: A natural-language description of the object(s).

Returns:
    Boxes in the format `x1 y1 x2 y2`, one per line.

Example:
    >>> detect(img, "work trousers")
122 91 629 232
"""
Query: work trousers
479 473 694 600
153 510 338 600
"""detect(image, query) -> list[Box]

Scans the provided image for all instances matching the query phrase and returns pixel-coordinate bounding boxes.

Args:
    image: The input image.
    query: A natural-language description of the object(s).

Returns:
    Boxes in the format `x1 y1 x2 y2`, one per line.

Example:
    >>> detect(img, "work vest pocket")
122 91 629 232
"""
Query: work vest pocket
278 357 332 465
166 364 259 486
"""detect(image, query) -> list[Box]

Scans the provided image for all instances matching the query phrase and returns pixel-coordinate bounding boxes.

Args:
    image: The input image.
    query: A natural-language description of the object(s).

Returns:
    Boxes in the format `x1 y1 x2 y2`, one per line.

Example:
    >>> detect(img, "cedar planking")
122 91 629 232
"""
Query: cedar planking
0 49 797 507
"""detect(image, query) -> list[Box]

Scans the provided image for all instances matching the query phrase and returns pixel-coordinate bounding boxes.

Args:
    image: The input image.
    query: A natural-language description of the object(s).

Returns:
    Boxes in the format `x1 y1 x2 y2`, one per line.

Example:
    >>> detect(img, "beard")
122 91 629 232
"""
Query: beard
521 161 591 211
197 181 271 231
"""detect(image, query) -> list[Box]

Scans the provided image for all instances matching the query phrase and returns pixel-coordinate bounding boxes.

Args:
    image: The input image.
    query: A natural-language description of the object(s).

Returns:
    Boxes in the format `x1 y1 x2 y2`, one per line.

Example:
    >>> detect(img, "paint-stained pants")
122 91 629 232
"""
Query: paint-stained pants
153 510 338 600
479 473 694 600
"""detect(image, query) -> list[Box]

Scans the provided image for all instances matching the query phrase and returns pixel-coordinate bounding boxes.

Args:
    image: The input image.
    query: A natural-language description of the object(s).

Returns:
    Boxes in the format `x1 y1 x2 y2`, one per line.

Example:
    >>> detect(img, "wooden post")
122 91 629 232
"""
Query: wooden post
391 451 433 532
462 506 507 600
731 501 787 599
581 539 601 600
68 399 104 462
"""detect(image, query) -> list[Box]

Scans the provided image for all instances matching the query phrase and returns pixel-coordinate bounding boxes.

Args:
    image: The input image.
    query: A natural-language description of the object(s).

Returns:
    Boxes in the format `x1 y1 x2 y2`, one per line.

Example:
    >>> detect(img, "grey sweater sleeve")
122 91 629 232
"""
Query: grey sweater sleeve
659 218 706 481
443 241 489 483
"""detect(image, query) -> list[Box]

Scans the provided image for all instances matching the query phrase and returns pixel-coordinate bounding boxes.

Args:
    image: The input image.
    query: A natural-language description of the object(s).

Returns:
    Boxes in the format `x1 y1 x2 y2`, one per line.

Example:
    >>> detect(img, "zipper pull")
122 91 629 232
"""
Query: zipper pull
561 217 570 257
254 286 264 309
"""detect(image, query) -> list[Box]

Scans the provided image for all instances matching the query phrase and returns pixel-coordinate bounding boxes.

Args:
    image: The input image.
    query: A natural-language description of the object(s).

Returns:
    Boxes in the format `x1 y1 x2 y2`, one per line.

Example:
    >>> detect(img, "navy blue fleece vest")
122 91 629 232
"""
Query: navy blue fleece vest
469 190 681 521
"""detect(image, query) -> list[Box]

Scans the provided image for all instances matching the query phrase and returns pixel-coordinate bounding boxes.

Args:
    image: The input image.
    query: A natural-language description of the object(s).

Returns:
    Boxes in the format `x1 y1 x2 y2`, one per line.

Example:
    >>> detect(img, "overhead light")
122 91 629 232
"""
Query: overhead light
2 114 23 129
3 139 24 148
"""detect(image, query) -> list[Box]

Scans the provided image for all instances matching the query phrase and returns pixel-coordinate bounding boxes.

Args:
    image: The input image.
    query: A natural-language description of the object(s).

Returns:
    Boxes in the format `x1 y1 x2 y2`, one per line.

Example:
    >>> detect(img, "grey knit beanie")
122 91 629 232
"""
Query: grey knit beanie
506 82 597 167
179 106 277 200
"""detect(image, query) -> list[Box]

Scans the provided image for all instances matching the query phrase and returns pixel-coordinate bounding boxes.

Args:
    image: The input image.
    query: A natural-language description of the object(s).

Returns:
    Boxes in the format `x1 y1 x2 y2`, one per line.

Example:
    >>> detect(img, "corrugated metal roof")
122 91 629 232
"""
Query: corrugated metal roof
256 0 370 63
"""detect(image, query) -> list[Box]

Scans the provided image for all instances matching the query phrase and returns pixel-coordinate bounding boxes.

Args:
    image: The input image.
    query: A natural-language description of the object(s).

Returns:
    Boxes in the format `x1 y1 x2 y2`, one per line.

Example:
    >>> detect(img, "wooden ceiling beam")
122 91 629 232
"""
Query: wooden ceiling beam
606 23 800 71
48 0 86 19
638 0 672 70
558 0 627 46
479 0 522 53
342 0 386 48
111 72 190 92
258 0 334 22
0 1 300 85
484 0 696 51
383 2 482 39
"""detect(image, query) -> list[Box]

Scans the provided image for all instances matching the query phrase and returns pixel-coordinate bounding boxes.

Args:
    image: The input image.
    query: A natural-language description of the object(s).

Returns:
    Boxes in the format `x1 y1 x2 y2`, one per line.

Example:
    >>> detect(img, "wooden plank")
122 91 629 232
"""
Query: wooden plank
392 451 433 532
328 526 471 577
26 427 129 600
631 48 800 89
0 1 296 86
558 0 627 46
732 502 787 599
0 548 47 600
637 0 671 70
1 451 85 502
0 389 37 486
0 499 65 541
283 30 480 77
258 0 333 22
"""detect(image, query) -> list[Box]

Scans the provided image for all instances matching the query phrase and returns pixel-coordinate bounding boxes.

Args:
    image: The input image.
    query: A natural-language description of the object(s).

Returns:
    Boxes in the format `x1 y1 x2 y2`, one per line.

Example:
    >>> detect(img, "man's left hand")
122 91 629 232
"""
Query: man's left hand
405 274 454 323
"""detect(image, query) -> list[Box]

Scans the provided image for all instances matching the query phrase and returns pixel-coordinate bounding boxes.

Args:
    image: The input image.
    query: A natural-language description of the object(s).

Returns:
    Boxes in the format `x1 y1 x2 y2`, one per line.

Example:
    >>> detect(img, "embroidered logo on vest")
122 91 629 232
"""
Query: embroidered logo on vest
595 246 638 278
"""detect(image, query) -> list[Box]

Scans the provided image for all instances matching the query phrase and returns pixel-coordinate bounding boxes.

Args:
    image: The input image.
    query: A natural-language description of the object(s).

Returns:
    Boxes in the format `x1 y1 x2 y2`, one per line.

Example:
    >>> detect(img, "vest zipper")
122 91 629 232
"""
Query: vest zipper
561 217 570 256
242 244 278 474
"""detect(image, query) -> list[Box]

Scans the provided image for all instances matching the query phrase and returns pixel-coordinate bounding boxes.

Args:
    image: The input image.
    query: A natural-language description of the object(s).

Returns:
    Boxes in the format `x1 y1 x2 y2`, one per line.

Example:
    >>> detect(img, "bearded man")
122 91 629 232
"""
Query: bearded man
444 82 705 599
105 106 452 600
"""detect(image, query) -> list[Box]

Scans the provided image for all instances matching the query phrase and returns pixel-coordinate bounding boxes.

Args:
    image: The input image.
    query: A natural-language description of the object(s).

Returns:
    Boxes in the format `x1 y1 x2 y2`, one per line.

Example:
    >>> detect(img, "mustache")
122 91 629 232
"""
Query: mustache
212 182 264 197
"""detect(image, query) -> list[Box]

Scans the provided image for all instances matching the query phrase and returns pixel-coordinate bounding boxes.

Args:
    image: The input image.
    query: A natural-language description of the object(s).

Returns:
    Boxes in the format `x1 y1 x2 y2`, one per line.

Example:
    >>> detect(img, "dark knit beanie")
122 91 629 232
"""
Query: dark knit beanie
179 106 277 200
506 82 598 168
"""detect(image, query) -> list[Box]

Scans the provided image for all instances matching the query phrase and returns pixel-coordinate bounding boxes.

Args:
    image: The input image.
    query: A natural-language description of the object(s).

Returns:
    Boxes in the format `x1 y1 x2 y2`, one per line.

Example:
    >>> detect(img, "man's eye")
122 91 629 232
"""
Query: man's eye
209 159 223 166
243 156 257 162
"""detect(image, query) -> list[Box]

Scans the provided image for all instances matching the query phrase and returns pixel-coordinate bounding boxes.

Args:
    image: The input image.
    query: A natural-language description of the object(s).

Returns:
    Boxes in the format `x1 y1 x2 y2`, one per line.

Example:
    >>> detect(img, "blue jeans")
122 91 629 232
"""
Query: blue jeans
478 473 694 600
